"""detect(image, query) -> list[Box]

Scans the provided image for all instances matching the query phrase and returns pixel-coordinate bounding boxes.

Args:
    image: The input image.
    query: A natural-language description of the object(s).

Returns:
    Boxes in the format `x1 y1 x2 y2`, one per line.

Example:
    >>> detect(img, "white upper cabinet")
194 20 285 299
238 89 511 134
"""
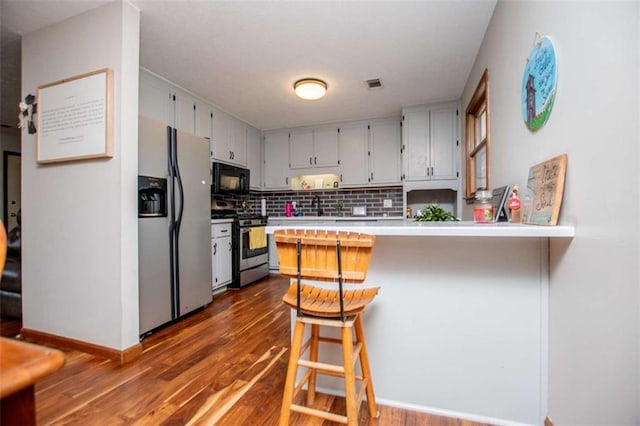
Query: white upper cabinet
195 101 212 139
211 110 232 162
289 127 339 169
338 123 369 186
369 118 402 184
264 131 290 190
211 110 247 167
312 127 339 167
429 105 458 180
247 126 262 190
173 88 196 135
338 118 402 187
230 118 247 166
289 130 314 169
403 102 459 182
403 107 429 180
139 71 198 134
139 71 172 124
140 70 251 169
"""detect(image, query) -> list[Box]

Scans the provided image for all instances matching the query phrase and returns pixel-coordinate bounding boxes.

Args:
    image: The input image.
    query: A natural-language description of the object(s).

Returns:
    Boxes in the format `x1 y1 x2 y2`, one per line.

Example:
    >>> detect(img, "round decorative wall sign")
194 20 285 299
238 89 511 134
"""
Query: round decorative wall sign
521 35 557 132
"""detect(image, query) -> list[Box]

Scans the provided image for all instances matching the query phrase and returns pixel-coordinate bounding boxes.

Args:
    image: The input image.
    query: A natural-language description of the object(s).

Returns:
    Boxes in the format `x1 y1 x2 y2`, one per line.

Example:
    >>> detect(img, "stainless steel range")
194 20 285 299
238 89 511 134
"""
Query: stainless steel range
235 215 269 287
211 199 269 288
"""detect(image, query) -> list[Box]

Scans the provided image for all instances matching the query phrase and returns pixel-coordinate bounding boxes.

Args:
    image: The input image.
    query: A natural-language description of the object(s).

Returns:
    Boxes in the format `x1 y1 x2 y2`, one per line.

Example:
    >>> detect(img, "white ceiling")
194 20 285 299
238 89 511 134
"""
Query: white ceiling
0 0 496 131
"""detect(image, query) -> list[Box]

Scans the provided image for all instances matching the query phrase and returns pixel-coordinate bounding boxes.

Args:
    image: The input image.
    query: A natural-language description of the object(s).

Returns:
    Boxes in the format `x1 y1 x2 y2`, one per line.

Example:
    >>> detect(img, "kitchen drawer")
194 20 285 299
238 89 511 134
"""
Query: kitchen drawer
211 223 232 237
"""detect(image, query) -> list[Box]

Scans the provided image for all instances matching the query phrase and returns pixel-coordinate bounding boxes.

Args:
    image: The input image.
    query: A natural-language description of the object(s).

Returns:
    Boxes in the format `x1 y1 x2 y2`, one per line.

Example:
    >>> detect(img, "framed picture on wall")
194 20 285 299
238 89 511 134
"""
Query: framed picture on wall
36 68 113 164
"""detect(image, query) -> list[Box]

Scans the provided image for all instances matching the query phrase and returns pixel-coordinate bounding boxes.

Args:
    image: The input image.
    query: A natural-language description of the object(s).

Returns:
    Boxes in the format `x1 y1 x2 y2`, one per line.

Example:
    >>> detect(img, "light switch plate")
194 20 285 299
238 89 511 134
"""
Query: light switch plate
383 199 392 208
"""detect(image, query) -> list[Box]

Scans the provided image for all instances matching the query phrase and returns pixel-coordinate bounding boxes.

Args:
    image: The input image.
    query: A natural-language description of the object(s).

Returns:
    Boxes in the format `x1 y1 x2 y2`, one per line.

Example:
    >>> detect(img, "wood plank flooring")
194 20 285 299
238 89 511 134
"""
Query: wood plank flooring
2 276 491 426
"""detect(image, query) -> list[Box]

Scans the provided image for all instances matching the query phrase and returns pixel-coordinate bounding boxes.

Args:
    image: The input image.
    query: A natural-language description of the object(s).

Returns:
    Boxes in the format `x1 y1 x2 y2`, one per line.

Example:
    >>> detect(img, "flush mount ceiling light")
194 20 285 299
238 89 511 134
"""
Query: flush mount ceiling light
294 78 327 100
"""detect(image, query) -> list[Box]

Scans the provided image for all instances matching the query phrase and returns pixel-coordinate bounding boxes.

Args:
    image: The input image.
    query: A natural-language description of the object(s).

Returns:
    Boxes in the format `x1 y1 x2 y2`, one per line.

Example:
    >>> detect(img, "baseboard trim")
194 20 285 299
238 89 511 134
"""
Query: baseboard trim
544 416 553 426
20 328 142 364
314 385 535 426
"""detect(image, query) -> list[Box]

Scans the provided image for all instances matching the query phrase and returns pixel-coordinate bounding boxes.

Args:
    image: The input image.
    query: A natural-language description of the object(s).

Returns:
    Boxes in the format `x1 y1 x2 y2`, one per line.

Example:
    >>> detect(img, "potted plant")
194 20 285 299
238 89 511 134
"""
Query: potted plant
414 204 459 222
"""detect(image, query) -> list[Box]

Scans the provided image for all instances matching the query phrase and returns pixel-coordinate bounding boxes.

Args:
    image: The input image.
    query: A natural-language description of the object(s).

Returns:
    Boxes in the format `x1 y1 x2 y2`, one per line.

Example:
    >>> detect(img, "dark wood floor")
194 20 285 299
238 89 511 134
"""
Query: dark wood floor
1 276 490 425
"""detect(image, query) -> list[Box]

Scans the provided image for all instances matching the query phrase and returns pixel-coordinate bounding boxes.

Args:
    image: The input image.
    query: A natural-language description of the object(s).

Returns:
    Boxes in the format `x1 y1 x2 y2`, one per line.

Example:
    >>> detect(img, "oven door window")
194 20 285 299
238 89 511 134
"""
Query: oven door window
241 227 268 259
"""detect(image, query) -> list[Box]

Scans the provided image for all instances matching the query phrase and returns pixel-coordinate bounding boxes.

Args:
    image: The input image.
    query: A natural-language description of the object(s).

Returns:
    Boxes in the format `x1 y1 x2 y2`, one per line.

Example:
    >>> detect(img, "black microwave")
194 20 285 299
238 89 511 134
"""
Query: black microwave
212 162 250 195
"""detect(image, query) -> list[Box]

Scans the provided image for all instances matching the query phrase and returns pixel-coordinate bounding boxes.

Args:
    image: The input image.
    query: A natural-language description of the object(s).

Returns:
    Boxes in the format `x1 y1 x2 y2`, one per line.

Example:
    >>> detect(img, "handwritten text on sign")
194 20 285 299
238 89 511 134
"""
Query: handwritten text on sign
525 154 567 226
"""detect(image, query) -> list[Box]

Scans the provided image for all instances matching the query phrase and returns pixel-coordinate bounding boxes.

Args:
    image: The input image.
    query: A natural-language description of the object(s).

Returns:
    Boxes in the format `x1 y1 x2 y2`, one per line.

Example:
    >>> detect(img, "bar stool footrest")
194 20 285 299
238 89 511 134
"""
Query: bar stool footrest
290 403 349 424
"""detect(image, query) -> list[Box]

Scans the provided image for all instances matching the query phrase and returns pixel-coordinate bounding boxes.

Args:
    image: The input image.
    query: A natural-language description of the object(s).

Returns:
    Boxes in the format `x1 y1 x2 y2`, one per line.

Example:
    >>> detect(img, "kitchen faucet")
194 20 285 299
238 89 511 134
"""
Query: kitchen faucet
311 195 324 216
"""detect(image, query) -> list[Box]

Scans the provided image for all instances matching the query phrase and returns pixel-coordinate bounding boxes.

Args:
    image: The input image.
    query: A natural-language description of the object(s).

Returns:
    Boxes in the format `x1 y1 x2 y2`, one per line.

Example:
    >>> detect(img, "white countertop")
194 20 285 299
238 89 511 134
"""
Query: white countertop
266 219 575 238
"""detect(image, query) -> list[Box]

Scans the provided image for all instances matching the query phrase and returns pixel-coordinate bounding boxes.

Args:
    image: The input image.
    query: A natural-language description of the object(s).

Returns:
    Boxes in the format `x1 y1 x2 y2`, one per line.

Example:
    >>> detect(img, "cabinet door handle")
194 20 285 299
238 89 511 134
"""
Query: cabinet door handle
340 174 343 182
228 241 232 251
285 177 289 184
370 172 374 180
314 156 317 165
309 157 312 165
213 242 217 255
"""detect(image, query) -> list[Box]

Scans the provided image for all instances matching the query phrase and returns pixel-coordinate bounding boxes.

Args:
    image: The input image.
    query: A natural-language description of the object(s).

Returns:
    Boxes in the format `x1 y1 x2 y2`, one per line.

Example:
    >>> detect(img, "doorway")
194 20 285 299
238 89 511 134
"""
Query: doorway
3 151 21 231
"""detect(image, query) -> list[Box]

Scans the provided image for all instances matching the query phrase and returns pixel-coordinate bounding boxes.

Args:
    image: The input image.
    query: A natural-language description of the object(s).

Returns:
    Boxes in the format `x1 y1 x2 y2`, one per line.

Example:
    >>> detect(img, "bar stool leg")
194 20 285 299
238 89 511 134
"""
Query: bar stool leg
279 319 306 426
341 324 358 426
354 315 379 418
306 324 320 405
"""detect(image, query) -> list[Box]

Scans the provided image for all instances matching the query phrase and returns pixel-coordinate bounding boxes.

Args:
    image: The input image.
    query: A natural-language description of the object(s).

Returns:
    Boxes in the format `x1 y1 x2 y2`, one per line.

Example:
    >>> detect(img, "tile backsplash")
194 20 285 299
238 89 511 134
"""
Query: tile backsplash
218 187 403 217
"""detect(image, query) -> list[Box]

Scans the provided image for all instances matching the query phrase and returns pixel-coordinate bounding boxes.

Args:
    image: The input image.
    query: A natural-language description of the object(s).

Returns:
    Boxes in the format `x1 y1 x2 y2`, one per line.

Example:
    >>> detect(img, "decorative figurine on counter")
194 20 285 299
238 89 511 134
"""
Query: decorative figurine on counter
508 185 522 223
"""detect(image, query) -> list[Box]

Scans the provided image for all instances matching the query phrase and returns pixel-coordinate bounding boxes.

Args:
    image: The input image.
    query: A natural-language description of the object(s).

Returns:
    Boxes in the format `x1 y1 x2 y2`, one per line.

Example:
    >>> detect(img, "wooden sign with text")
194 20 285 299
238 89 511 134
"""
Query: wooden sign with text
523 154 567 226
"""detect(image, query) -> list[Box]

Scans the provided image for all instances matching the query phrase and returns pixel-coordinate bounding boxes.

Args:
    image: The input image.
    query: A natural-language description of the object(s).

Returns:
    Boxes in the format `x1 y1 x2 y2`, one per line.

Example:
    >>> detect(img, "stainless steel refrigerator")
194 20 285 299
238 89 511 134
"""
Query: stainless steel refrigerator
138 115 212 335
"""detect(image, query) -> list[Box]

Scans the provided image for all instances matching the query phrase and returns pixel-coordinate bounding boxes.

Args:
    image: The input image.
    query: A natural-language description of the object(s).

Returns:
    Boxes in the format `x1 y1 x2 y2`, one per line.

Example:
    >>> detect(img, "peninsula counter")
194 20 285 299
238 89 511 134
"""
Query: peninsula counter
266 220 573 425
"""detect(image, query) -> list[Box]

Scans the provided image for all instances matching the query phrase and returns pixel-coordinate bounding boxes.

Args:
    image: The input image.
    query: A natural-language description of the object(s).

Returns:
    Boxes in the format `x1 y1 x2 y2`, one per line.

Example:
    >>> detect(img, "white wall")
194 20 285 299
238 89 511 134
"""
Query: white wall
21 1 140 350
462 2 639 424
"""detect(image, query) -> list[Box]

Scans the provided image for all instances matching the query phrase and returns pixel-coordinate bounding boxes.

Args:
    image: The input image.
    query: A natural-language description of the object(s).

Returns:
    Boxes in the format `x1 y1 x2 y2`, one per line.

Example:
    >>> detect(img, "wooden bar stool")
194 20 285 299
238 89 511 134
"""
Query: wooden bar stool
275 229 380 426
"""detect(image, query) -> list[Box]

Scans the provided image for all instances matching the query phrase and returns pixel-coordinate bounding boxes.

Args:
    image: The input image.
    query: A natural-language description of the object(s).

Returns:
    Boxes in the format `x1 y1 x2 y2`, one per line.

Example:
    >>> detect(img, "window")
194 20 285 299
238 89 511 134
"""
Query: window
465 69 490 200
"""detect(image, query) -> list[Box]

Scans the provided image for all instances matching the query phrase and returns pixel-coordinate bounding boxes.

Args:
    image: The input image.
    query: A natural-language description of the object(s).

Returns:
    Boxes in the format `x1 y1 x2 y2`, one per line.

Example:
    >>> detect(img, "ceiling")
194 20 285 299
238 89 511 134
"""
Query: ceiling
0 0 496 131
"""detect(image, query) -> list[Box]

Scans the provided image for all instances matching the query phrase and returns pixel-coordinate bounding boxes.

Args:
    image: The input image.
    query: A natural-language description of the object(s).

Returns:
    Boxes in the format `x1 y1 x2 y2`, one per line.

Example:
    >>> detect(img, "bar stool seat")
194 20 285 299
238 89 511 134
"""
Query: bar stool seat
275 229 380 426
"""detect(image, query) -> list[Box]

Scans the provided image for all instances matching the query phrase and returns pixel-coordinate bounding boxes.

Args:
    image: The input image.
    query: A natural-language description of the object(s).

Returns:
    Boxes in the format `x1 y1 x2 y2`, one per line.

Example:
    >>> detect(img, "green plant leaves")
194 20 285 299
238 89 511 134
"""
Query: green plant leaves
413 204 459 222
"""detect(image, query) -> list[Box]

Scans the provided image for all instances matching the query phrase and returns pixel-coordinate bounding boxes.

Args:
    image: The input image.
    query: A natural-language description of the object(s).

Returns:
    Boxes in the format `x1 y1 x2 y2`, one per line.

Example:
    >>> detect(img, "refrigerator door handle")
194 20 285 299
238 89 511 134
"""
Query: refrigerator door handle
171 127 185 317
174 128 185 237
167 126 178 319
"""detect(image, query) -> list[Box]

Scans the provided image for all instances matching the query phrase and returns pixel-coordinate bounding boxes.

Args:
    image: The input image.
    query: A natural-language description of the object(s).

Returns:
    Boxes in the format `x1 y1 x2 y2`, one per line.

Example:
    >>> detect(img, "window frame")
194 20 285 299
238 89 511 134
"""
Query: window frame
464 69 490 201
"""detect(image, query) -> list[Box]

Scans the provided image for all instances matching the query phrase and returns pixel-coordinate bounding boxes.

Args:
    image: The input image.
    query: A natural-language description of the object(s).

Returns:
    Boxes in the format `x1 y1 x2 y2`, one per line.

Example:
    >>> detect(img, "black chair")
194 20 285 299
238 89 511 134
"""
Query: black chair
1 211 21 319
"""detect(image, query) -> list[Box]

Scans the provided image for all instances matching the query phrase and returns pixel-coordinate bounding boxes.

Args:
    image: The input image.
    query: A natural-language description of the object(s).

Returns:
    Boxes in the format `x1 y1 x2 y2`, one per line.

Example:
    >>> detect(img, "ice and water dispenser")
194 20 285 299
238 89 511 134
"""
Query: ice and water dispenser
138 176 167 217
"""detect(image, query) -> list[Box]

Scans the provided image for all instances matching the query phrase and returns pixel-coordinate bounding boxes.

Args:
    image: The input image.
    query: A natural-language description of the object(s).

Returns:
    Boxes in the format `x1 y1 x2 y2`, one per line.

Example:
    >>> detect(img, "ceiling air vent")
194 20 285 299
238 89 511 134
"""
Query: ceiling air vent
365 78 383 90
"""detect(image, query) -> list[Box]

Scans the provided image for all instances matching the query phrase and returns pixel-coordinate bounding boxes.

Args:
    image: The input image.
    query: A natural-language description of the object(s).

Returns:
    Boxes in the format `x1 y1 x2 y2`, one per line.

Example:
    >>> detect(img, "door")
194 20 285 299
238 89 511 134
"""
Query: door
211 110 232 163
216 235 233 285
313 127 339 167
264 132 290 189
338 124 369 186
403 108 429 180
175 130 213 316
3 151 21 231
289 130 313 169
429 107 458 180
138 116 173 335
370 119 402 184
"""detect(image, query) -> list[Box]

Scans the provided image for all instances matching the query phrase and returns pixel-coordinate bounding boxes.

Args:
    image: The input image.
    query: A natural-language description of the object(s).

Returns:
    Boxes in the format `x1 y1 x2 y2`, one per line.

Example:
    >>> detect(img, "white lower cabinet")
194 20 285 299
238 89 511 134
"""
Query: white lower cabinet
211 222 233 290
267 219 286 271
